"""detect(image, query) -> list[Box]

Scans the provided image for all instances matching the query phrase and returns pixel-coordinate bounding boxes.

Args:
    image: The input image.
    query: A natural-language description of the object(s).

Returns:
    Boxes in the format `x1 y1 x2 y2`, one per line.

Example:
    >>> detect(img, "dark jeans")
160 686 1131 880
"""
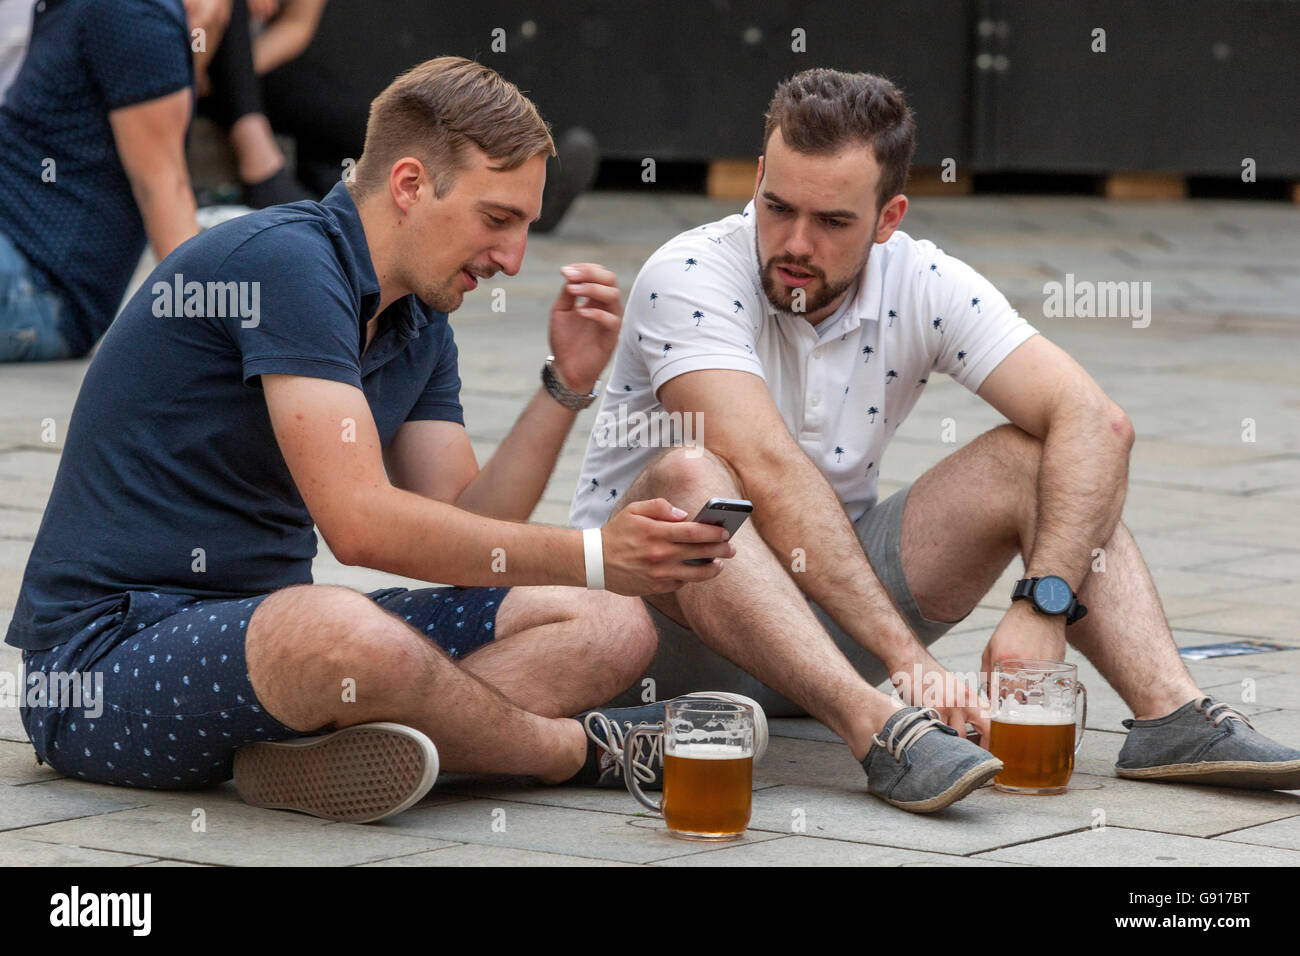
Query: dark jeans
0 229 73 362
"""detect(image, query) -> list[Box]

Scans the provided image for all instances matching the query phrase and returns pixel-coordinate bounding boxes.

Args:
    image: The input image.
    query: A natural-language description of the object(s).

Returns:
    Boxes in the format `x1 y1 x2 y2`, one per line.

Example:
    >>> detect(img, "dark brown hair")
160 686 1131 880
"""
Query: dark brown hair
762 69 917 210
352 56 555 199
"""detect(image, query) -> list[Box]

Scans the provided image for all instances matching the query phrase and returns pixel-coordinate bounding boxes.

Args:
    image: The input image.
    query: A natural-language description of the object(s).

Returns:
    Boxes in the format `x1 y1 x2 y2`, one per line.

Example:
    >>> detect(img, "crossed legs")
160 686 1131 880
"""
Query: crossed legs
618 424 1202 762
244 585 657 783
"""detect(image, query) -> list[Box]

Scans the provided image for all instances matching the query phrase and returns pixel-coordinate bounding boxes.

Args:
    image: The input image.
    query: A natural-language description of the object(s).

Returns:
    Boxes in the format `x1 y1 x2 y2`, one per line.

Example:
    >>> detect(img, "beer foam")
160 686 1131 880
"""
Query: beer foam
994 702 1074 725
667 742 751 759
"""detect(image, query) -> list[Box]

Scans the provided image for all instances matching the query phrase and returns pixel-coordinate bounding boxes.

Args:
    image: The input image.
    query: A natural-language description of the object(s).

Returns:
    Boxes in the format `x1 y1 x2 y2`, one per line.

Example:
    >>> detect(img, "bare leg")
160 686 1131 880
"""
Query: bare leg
244 585 655 782
460 587 657 718
899 424 1202 720
229 113 286 184
614 448 903 761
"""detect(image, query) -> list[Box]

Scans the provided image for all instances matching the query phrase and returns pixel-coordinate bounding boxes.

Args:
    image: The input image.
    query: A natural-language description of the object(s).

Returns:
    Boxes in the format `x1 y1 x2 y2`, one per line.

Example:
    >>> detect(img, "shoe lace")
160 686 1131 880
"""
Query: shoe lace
582 713 664 784
872 708 945 761
1195 697 1255 730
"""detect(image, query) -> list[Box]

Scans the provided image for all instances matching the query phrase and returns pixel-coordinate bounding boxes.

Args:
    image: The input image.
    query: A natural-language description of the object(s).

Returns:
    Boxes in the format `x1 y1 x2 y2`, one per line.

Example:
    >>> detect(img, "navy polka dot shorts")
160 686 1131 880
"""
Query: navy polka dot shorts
19 584 509 789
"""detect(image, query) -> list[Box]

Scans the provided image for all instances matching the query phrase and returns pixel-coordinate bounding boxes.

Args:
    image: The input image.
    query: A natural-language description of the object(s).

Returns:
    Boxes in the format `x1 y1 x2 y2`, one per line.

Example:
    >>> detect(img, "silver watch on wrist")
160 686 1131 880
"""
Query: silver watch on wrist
541 355 599 410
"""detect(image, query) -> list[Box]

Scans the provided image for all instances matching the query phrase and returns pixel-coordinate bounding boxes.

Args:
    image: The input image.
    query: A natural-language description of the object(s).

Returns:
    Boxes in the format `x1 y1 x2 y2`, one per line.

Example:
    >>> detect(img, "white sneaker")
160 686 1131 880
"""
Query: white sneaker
233 722 439 824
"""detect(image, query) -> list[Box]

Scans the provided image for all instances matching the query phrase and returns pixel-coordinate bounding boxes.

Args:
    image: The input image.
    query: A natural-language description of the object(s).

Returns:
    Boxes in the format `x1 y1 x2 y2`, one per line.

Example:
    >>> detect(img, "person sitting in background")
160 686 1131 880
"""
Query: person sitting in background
196 0 323 208
0 0 212 362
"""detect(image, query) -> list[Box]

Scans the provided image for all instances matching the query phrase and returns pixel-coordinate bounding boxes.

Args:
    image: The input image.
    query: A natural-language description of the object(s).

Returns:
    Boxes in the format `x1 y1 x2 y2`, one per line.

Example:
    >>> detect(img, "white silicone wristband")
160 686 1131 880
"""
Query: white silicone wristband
582 528 605 590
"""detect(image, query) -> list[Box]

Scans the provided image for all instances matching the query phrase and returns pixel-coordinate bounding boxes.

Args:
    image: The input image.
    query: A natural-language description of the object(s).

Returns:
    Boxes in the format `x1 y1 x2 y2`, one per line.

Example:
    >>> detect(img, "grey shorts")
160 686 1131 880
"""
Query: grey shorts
618 484 969 717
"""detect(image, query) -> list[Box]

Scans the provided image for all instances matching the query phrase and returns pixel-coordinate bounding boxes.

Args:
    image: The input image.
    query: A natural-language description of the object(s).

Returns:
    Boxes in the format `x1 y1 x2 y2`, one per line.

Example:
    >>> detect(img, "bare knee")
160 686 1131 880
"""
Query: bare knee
982 424 1043 479
246 585 421 730
577 591 658 689
639 446 745 503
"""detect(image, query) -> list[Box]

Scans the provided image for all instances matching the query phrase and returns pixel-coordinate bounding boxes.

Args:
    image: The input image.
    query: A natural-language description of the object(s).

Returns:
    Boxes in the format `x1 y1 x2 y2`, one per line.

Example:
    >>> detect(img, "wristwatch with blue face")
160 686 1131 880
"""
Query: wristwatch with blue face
1011 575 1088 625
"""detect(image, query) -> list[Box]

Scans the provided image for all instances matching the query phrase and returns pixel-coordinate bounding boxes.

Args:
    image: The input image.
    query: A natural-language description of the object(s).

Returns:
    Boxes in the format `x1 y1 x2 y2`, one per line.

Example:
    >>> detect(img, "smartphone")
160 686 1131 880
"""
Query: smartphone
683 497 753 565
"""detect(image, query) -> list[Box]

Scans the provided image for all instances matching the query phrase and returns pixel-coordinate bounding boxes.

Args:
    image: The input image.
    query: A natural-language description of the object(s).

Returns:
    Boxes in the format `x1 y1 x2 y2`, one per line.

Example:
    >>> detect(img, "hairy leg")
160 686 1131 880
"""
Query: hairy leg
614 448 902 760
244 584 591 781
899 424 1201 719
458 587 657 718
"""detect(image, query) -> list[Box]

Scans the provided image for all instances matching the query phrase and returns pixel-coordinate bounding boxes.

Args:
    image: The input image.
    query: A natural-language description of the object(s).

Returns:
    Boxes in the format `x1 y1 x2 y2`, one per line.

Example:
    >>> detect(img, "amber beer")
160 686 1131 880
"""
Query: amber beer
662 745 753 838
989 708 1075 793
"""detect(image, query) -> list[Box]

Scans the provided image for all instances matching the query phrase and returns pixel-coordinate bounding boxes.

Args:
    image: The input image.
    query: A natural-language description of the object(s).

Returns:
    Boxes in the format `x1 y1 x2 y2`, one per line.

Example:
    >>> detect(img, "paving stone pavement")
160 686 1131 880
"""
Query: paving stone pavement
1 193 1298 866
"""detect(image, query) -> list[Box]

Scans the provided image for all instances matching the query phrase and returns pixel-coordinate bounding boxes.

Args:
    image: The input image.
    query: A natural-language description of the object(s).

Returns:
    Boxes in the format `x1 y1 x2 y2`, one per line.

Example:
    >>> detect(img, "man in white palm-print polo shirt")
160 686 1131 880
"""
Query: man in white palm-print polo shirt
568 68 1300 813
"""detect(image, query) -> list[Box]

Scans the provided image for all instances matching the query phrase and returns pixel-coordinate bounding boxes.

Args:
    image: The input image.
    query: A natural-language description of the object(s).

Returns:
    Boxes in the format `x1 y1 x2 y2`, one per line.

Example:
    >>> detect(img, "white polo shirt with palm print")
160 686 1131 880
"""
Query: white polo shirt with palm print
568 199 1038 530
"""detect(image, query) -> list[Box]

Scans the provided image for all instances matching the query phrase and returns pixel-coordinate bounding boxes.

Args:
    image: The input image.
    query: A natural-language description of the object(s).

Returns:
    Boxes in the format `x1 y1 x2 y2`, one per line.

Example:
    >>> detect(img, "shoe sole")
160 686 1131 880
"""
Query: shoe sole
1116 758 1300 790
683 691 770 762
880 757 1004 813
233 722 439 823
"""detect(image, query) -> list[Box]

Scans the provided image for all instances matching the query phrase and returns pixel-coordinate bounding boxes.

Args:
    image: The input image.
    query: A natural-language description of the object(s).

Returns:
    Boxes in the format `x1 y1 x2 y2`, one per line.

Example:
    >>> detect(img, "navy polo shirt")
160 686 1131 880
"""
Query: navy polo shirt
5 182 465 655
0 0 192 357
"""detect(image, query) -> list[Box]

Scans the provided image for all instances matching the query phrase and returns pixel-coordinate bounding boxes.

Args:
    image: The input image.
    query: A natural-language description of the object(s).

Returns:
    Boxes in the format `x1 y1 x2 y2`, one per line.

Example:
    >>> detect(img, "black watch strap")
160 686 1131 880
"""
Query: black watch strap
1011 577 1089 626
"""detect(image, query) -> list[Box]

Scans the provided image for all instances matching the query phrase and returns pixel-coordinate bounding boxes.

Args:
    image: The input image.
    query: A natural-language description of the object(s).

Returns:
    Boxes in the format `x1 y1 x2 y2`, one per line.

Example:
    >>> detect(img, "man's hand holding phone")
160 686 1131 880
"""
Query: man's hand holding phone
600 497 745 595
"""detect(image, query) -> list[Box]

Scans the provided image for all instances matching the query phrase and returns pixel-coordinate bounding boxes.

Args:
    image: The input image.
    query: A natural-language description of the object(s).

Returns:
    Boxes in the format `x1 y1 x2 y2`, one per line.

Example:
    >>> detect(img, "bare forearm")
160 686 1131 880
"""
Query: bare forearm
1026 408 1134 588
455 386 580 520
348 484 585 587
740 449 921 667
252 2 325 76
133 170 199 260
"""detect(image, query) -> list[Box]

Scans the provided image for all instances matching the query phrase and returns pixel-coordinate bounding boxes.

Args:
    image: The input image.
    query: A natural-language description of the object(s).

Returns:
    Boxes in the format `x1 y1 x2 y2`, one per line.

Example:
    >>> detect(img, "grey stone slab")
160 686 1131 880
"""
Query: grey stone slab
1177 650 1300 685
432 773 781 815
768 717 844 746
1172 603 1299 642
360 844 636 866
961 768 1300 838
1126 534 1273 574
1201 674 1300 711
0 738 61 784
133 859 211 866
652 834 1025 867
0 696 33 743
0 782 143 832
741 783 1085 855
976 825 1300 866
1215 813 1300 852
15 797 458 866
0 833 157 866
1202 549 1300 581
373 797 781 864
751 736 864 790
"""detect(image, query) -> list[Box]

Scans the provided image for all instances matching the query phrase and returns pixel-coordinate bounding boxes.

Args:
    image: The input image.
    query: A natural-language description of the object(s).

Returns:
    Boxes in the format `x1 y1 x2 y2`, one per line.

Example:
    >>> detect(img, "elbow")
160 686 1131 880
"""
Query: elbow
326 526 368 568
1107 405 1136 452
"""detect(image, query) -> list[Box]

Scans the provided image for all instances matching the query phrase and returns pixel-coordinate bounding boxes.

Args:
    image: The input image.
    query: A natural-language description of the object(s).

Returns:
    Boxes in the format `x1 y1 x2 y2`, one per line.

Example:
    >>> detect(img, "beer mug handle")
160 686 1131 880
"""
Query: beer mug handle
623 724 664 814
1073 681 1088 754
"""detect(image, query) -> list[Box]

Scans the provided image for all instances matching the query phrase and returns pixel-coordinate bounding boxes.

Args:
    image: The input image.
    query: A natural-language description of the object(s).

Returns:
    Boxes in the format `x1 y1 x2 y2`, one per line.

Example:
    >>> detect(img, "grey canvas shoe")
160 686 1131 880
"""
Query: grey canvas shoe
862 707 1003 813
1115 696 1300 790
573 691 769 790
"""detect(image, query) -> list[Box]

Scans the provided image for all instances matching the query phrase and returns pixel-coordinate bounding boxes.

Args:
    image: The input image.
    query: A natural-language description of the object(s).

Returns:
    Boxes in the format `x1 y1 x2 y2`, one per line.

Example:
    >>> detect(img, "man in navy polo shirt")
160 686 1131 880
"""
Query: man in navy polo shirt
7 57 739 822
0 0 212 362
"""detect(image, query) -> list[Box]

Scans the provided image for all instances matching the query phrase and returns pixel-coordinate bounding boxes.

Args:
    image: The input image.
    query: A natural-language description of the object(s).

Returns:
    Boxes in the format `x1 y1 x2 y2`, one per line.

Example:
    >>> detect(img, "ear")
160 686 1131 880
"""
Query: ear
387 156 427 213
753 155 764 197
874 193 908 243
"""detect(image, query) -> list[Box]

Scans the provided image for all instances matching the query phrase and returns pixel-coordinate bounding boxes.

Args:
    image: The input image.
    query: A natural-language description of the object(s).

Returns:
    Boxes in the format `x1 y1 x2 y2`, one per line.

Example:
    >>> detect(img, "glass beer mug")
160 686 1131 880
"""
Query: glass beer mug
988 659 1087 795
623 700 756 841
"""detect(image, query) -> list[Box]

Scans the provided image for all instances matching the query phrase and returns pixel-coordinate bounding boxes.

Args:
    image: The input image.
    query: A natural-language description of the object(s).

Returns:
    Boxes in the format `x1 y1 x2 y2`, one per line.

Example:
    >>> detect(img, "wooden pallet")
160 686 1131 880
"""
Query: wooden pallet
707 160 975 199
1102 172 1188 200
904 167 974 196
706 159 759 200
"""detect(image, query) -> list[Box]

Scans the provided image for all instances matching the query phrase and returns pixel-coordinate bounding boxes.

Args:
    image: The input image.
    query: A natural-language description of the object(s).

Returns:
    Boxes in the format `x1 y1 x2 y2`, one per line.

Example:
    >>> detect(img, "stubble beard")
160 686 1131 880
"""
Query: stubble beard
754 218 877 318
